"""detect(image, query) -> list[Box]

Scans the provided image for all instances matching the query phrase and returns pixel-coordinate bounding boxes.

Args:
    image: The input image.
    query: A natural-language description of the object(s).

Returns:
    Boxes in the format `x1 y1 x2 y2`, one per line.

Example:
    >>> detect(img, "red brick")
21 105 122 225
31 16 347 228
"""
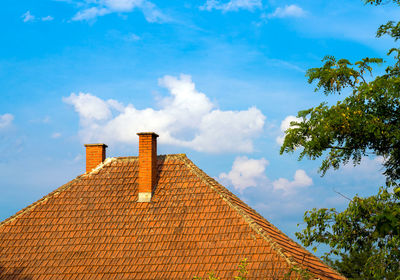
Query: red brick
84 144 107 173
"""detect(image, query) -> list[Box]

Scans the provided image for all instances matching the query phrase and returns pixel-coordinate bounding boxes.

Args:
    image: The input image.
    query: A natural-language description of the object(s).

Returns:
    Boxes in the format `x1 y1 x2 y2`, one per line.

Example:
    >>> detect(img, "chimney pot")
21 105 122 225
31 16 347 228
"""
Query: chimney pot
137 132 159 202
84 144 108 173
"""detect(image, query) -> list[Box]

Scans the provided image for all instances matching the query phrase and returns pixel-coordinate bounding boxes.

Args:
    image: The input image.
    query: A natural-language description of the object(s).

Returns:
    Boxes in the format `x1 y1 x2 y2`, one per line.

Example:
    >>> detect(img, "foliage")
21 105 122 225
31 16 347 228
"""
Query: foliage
234 258 248 280
296 189 400 279
283 266 313 280
280 0 400 279
193 258 248 280
281 53 400 183
364 0 400 6
326 247 385 280
193 272 220 280
193 258 314 280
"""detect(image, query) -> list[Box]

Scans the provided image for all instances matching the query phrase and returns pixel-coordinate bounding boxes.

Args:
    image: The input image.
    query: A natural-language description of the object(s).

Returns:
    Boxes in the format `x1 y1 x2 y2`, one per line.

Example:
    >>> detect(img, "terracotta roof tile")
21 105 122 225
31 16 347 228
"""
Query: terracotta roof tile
0 154 345 279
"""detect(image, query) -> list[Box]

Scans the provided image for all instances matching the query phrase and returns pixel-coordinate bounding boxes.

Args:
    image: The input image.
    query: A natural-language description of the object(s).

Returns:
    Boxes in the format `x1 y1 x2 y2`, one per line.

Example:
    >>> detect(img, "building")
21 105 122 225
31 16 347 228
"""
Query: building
0 132 345 279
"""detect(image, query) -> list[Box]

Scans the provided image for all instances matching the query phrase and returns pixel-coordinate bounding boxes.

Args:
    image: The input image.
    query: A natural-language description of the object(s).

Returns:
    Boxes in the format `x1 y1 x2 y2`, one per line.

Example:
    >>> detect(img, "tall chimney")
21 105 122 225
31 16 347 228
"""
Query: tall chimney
84 144 107 173
137 132 159 202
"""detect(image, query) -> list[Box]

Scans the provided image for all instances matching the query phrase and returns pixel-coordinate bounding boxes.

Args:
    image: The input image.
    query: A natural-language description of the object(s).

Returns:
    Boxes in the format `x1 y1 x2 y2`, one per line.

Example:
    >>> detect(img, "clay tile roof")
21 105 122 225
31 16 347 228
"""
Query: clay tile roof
0 154 346 279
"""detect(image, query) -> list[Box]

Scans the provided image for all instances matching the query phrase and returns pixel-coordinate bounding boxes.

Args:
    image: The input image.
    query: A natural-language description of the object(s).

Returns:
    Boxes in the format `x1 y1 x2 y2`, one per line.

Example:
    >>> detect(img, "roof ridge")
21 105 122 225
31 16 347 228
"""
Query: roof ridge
177 154 344 280
116 154 186 160
0 157 119 228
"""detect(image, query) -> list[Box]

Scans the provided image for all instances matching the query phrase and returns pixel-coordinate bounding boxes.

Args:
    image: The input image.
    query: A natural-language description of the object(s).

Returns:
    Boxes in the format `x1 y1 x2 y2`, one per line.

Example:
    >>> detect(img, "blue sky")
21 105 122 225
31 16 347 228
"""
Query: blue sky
1 0 398 257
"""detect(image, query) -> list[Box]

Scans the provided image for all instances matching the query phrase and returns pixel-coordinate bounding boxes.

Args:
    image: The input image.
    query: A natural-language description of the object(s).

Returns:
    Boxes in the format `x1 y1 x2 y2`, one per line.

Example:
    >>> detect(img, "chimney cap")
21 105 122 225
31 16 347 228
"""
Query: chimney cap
84 143 108 148
136 132 159 137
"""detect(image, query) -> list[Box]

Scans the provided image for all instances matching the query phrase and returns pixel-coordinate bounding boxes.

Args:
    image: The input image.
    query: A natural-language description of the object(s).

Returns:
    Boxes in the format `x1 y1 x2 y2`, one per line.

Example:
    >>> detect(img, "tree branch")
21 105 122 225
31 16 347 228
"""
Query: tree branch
333 188 353 202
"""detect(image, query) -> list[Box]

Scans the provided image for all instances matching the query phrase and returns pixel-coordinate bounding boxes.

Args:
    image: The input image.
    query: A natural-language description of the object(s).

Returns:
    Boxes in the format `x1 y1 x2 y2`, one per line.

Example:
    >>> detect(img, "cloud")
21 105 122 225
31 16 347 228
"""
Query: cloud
268 5 306 18
71 0 167 22
219 156 269 192
125 33 140 41
51 132 62 139
0 114 14 129
217 156 319 225
22 11 35 22
21 11 54 22
200 0 262 12
64 93 112 122
272 169 313 196
72 7 110 21
29 116 51 124
342 155 385 173
0 114 22 161
41 16 54 21
73 154 83 163
218 156 313 196
325 156 386 185
276 115 301 145
106 30 141 42
63 74 266 153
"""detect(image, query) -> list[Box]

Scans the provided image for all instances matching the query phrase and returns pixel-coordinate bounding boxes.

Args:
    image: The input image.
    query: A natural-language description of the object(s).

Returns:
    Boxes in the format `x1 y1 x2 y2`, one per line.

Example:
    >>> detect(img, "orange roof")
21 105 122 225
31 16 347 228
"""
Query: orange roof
0 154 345 279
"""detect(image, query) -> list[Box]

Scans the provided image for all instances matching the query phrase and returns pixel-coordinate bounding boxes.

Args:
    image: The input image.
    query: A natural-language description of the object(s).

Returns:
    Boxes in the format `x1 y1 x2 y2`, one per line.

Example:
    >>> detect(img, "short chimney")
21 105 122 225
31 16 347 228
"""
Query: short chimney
84 144 108 173
137 132 159 202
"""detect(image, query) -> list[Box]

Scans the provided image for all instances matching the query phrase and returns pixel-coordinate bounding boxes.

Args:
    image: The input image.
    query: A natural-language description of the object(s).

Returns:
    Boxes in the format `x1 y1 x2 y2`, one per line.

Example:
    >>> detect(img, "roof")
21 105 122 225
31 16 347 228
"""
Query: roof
0 154 345 279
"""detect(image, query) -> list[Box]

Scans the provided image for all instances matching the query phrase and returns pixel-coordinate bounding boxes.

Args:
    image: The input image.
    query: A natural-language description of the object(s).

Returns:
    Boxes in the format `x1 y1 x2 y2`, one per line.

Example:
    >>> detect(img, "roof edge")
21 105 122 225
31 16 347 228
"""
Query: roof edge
175 155 295 267
0 157 119 228
0 176 83 228
0 154 186 228
84 157 117 175
177 154 344 280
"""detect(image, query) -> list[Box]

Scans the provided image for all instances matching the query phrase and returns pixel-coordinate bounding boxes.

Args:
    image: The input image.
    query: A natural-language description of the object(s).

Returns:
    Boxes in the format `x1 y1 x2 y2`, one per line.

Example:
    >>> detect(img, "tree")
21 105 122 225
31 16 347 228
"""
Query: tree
280 1 400 279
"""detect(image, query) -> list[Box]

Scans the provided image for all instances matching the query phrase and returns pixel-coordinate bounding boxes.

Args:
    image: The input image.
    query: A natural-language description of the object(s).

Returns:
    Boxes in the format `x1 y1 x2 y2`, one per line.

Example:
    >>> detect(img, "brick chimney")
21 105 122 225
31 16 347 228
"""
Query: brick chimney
137 132 159 202
84 144 108 173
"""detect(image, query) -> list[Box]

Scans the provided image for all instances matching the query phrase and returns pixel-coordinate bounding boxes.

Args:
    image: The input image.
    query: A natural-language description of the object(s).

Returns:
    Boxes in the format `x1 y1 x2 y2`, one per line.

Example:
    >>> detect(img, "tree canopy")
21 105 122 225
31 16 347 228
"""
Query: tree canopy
280 0 400 279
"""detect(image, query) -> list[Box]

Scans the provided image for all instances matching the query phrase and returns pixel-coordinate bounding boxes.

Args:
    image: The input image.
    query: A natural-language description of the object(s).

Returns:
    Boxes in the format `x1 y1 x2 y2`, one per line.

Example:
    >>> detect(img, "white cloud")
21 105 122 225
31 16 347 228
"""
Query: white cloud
29 116 51 124
71 0 166 22
0 114 14 129
22 11 35 22
218 156 318 222
276 115 301 145
63 93 112 122
327 156 386 184
139 0 166 22
268 5 306 18
64 74 265 153
22 11 55 22
42 116 51 123
342 155 385 172
73 7 110 21
218 155 313 196
51 132 62 139
125 33 140 41
41 16 54 21
219 156 269 192
200 0 262 12
73 154 83 163
272 169 313 195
